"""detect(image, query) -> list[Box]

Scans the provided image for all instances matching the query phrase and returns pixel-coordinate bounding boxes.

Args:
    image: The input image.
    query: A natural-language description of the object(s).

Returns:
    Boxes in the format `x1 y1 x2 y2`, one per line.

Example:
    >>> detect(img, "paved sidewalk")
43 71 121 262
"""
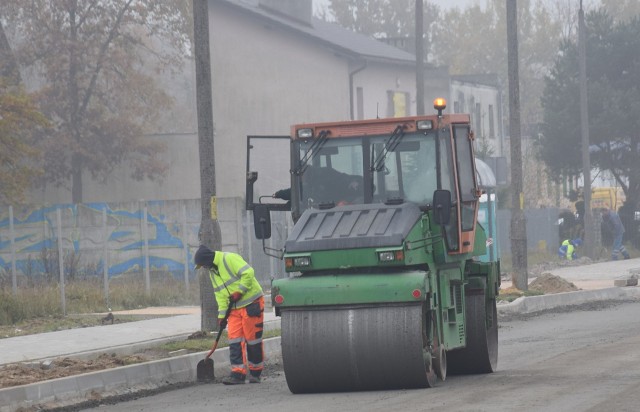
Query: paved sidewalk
501 257 640 291
1 308 279 366
546 258 640 289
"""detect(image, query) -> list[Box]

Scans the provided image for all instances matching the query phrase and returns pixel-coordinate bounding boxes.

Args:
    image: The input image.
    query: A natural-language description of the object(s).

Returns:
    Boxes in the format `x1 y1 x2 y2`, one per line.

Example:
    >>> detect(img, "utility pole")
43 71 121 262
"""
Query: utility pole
415 0 425 115
506 0 528 290
193 0 221 331
579 0 595 258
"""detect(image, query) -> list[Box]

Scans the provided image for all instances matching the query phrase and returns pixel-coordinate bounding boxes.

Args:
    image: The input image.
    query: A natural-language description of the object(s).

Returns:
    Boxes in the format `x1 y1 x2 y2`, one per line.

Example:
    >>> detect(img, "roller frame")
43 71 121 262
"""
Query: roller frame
447 282 499 374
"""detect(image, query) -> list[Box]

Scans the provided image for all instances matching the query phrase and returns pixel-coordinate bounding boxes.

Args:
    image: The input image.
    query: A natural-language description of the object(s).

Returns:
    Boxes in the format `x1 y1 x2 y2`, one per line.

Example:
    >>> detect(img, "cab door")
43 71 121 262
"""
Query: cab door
452 125 480 254
245 135 291 211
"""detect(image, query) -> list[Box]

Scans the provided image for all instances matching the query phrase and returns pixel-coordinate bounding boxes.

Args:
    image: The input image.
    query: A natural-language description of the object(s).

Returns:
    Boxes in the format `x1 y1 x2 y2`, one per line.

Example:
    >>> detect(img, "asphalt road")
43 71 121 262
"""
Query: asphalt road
83 300 640 412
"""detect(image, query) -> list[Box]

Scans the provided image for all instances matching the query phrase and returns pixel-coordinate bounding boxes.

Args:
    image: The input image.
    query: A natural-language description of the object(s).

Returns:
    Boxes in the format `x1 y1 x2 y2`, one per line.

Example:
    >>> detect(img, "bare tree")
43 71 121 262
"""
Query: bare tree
1 1 191 203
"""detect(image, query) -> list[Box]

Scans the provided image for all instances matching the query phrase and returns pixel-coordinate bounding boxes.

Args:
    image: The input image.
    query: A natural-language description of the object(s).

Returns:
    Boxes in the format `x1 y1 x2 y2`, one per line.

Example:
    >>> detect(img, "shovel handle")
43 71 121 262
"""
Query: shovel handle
204 303 234 360
205 340 219 359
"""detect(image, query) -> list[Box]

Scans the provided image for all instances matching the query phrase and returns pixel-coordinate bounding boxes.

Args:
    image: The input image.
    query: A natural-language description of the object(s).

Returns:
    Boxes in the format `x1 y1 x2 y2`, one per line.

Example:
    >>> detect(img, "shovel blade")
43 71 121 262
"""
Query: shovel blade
197 358 214 382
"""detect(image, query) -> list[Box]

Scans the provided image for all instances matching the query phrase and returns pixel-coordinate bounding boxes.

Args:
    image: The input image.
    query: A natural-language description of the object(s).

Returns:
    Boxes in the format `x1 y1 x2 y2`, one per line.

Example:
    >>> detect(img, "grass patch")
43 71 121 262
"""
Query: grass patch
498 288 544 303
0 274 199 326
500 250 558 274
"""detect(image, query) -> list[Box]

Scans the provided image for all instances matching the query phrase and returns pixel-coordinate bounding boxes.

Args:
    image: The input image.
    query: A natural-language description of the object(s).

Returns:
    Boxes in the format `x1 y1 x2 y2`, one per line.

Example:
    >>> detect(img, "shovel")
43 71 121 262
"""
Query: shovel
196 303 234 382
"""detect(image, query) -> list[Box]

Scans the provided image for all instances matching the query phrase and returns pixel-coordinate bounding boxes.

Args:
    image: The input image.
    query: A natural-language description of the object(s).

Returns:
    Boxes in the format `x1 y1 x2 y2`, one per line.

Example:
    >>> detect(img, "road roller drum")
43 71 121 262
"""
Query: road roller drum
280 303 436 393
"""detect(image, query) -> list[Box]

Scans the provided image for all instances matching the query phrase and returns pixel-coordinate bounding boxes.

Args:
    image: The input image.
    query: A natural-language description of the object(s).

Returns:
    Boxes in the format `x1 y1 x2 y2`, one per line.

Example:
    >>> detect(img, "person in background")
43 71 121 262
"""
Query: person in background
558 238 582 261
601 207 631 260
194 245 265 385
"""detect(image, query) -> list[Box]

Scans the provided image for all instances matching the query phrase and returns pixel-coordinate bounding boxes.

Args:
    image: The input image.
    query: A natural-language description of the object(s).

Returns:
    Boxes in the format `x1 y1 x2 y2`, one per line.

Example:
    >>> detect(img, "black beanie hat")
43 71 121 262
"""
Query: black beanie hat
194 245 215 269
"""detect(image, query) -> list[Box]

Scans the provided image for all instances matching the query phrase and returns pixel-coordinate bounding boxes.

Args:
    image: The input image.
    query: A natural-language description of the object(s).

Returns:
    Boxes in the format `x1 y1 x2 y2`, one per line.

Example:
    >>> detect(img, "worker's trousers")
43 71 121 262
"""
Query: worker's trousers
611 233 630 260
227 296 264 380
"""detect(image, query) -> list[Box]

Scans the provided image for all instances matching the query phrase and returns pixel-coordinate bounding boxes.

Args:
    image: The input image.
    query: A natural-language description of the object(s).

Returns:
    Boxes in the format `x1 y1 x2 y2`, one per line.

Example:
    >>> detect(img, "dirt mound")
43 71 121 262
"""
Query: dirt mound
529 273 580 294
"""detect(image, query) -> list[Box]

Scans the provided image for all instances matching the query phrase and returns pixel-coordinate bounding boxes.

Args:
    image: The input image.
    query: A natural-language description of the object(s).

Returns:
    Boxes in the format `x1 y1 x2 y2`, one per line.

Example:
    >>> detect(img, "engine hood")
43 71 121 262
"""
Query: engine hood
285 202 422 253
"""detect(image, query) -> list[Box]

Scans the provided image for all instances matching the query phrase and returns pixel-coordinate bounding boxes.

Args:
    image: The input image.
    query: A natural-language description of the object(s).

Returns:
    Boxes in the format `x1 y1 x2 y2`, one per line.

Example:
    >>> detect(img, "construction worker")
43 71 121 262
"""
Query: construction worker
601 207 631 260
558 238 582 261
194 245 264 385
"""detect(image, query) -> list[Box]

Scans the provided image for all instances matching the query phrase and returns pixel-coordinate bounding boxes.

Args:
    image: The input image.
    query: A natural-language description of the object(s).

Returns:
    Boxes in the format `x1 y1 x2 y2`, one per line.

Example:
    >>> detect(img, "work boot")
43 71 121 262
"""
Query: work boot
248 374 261 384
222 376 245 385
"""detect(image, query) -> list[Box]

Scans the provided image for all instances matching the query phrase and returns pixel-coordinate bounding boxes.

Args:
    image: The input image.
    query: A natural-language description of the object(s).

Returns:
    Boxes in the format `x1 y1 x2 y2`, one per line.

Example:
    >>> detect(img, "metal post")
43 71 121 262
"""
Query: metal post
142 203 151 296
415 0 425 115
9 205 17 295
579 0 595 257
269 225 276 279
102 208 110 307
182 202 190 292
56 208 66 316
246 210 253 267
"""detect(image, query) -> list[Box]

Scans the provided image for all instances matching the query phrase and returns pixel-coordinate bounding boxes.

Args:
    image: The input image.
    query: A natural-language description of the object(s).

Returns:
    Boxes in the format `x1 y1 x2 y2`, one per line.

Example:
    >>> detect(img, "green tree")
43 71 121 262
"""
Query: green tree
540 11 640 219
0 80 48 204
327 0 440 51
328 0 561 133
0 1 191 203
0 21 47 204
600 0 640 23
432 0 561 127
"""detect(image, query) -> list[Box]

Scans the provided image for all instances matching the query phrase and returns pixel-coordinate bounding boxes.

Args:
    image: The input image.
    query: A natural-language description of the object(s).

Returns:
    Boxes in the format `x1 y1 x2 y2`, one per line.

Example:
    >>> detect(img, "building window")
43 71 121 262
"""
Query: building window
387 91 410 117
356 87 364 120
457 91 465 113
454 101 460 113
488 104 495 139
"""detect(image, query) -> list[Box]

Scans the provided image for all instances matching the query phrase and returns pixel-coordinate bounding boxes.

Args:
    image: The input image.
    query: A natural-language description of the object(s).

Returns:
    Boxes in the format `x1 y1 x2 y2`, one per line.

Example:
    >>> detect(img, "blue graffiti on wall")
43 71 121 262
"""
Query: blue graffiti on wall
0 202 198 280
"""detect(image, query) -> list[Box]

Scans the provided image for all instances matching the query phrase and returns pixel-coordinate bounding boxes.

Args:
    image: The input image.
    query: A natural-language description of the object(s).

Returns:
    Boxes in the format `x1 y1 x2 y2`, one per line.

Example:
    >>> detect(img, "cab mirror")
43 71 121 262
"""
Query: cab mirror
253 204 272 239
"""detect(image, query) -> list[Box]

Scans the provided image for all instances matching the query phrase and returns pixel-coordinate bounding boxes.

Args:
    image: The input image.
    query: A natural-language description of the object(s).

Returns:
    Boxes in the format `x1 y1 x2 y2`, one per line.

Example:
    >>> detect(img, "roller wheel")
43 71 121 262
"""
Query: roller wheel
280 304 435 393
423 345 437 389
447 285 498 374
433 343 447 381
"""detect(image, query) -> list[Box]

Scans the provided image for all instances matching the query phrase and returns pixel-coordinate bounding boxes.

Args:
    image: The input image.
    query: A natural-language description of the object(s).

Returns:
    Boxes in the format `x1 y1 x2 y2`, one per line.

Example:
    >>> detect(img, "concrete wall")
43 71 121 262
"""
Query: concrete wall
0 201 196 279
0 199 285 289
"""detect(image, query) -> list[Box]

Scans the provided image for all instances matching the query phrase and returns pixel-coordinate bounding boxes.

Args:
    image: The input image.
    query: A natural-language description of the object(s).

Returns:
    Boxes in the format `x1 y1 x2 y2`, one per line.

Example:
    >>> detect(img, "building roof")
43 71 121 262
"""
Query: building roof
451 73 500 88
219 0 417 65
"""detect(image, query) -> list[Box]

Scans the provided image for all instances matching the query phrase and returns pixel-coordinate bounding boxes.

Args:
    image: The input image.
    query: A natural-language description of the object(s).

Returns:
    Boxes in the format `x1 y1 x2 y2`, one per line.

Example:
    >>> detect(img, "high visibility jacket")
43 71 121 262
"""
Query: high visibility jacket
558 239 576 260
208 252 263 319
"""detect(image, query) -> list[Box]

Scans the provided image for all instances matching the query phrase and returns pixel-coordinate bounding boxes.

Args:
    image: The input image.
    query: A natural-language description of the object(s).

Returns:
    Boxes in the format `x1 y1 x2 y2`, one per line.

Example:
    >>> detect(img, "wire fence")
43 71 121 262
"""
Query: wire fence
2 199 601 315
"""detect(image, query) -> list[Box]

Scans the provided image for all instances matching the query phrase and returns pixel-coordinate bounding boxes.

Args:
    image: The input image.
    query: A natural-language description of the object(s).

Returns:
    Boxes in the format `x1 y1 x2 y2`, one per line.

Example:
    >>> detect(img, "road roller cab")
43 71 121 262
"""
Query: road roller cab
246 100 500 393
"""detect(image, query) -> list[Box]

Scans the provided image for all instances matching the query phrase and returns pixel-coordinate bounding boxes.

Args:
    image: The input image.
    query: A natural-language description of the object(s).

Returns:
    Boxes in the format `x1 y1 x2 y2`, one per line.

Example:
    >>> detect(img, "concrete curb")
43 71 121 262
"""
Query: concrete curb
498 286 640 315
0 337 282 412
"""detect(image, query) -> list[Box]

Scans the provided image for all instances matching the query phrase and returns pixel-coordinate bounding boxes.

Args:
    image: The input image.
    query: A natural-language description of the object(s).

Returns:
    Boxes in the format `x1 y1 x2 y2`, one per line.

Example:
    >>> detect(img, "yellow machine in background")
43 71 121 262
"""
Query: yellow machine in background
590 187 625 211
